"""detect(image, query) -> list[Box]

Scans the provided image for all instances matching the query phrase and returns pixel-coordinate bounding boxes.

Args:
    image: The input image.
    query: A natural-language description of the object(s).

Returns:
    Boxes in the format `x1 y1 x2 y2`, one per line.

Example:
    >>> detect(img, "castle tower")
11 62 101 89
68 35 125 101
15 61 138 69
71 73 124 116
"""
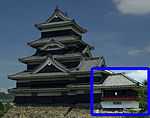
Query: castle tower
8 8 106 105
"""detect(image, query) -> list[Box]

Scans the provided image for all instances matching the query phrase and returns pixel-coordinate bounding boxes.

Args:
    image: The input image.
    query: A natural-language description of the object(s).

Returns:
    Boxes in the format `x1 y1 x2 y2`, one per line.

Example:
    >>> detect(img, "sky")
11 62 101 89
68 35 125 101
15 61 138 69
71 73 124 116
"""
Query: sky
113 70 147 83
0 0 149 89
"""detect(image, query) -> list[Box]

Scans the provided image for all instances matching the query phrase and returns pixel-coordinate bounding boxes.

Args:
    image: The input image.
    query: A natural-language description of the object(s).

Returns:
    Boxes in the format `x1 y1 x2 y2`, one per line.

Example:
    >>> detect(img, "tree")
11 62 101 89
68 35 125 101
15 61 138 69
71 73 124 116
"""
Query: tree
139 80 147 112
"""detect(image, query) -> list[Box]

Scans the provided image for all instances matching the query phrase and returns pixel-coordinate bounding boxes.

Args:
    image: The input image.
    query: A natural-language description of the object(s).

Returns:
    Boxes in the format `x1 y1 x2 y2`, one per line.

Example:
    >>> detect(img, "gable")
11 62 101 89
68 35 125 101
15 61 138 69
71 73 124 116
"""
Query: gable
40 40 65 51
33 57 69 74
39 65 62 73
82 46 92 57
46 8 71 23
49 17 64 23
60 61 81 69
40 43 64 51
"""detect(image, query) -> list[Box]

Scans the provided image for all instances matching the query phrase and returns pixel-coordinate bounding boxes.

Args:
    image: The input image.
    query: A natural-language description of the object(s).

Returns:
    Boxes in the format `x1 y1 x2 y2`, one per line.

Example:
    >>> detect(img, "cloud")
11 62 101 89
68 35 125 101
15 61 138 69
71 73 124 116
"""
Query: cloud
128 49 144 56
126 70 147 83
112 70 147 83
144 46 150 53
128 46 150 56
0 88 8 93
113 0 150 15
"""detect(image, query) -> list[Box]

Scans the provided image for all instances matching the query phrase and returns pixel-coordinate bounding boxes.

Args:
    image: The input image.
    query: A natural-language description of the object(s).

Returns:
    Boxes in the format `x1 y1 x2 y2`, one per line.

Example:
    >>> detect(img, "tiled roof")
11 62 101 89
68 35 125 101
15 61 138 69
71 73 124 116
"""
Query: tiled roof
28 36 81 47
19 56 46 63
9 56 105 79
102 73 139 87
19 53 82 64
35 20 87 33
8 71 70 80
35 7 87 33
77 57 102 71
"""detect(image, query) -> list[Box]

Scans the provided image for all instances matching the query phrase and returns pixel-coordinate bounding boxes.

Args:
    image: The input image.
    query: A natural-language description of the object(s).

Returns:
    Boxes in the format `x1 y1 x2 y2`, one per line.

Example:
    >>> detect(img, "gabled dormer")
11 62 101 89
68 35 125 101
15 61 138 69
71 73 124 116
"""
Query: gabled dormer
33 57 70 73
39 39 65 51
82 46 93 57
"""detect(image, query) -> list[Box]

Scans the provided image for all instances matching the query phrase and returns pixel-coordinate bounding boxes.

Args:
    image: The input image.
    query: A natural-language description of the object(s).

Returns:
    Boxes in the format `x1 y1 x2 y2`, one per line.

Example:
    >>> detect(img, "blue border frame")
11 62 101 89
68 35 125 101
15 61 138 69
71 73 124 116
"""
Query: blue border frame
90 67 150 117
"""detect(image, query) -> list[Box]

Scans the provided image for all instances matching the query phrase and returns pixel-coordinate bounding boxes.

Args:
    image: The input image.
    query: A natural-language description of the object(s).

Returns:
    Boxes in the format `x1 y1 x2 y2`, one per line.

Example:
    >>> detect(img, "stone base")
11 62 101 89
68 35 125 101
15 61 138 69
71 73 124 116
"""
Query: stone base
2 106 91 118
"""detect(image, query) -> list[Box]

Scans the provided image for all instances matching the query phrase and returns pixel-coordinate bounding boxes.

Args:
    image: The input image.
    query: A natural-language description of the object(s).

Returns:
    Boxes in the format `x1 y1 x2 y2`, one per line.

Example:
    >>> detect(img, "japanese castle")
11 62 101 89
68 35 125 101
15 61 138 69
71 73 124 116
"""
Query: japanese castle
8 8 140 110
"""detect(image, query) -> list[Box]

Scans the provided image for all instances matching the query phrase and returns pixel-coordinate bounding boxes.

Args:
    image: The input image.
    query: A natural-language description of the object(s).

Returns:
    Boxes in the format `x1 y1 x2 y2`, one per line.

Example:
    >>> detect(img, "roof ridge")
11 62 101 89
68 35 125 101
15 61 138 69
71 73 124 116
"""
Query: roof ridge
120 73 140 85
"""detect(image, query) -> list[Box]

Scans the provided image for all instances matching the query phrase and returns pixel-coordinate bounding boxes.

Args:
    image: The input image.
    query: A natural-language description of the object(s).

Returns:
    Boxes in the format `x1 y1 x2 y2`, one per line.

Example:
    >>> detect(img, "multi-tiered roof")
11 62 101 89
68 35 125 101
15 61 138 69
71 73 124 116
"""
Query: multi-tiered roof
8 8 107 105
9 8 106 79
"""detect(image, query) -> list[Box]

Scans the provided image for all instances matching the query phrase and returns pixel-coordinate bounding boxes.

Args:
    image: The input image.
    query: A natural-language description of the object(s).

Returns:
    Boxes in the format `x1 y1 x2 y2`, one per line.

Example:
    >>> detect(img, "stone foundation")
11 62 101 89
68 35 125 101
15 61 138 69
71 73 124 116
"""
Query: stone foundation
2 106 90 118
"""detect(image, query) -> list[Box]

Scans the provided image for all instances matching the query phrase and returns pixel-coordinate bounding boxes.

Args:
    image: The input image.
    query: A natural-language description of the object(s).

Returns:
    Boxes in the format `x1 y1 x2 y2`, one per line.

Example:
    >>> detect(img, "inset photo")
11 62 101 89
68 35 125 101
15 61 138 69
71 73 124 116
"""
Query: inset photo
90 67 149 117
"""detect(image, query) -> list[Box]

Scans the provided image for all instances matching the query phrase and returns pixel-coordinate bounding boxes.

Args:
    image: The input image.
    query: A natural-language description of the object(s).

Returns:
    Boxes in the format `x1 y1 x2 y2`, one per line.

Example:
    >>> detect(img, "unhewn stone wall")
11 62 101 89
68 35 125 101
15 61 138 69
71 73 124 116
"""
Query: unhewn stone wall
2 106 90 118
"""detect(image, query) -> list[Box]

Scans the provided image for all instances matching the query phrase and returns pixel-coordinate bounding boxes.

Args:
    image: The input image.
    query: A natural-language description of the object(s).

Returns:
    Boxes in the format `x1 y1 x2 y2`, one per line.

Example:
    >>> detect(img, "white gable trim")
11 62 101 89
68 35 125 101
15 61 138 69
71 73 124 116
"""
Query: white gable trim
33 57 69 74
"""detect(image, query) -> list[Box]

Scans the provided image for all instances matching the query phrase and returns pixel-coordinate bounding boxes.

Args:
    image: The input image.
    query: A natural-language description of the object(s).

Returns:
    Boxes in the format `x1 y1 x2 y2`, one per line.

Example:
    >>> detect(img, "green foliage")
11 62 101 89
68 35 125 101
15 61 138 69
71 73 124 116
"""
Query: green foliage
0 103 12 118
126 109 140 113
0 102 4 112
124 80 148 118
4 103 12 113
0 102 4 118
138 80 147 112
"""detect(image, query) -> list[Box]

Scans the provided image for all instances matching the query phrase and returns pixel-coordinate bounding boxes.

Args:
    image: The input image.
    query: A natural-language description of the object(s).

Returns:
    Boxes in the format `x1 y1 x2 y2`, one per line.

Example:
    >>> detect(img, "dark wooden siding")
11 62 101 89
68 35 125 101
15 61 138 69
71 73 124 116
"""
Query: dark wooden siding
41 30 80 38
15 93 100 105
16 76 103 88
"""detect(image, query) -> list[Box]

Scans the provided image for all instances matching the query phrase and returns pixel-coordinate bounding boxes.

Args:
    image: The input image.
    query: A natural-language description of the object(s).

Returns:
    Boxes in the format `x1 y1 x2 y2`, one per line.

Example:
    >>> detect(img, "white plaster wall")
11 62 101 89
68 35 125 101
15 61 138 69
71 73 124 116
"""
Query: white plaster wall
101 101 139 109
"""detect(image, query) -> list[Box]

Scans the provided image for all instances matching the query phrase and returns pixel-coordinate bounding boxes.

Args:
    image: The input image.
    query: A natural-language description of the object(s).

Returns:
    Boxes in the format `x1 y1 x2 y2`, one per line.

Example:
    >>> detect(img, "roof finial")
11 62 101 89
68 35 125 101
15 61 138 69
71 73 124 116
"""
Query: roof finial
64 12 68 16
55 5 59 11
72 19 76 23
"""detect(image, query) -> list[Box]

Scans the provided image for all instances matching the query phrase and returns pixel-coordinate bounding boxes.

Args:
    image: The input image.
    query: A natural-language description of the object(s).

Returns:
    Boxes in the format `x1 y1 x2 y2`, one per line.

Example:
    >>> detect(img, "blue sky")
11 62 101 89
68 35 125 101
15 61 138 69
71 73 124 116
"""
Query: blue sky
0 0 150 89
